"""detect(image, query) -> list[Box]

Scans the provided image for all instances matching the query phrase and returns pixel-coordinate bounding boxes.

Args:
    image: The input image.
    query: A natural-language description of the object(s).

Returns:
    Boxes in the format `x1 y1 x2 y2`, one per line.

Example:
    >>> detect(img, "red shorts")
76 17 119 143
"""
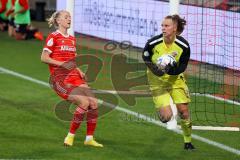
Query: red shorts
50 75 86 99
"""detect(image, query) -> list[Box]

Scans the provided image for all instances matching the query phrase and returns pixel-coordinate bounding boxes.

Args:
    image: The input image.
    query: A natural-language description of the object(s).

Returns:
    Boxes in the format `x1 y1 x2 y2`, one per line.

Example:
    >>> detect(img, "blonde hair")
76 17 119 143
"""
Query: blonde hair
47 10 64 28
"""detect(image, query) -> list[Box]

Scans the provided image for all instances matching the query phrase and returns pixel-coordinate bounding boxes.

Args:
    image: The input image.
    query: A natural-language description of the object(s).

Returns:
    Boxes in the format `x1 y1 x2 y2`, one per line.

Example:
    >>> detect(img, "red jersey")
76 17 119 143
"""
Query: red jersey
43 30 77 74
0 0 8 13
18 0 29 10
43 30 85 99
11 0 15 6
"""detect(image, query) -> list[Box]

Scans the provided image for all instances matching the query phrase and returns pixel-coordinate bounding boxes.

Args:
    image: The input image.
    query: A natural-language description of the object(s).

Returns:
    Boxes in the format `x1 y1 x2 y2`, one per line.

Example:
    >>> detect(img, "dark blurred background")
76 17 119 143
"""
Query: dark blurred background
29 0 56 21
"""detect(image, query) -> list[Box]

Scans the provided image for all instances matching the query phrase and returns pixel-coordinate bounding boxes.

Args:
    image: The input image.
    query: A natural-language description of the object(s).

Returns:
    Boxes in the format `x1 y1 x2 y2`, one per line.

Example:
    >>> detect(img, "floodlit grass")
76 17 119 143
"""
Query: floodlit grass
0 32 239 159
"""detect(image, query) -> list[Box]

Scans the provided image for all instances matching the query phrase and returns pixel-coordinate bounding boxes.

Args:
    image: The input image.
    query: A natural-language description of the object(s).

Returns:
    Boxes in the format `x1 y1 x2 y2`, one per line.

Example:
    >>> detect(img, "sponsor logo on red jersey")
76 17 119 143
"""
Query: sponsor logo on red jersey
61 45 76 52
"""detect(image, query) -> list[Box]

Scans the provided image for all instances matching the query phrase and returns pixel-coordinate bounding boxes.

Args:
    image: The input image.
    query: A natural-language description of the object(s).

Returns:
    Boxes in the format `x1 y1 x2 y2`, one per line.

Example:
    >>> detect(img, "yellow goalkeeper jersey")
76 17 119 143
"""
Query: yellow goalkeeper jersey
142 34 191 90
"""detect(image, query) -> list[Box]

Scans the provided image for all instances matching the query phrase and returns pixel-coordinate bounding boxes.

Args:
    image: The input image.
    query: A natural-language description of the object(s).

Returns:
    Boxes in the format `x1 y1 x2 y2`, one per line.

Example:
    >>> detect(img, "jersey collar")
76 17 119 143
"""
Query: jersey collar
163 36 176 49
56 30 70 38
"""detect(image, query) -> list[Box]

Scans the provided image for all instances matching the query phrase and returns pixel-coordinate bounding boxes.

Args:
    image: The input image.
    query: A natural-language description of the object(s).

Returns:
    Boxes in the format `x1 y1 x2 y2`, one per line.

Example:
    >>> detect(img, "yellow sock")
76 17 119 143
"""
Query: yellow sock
180 119 192 143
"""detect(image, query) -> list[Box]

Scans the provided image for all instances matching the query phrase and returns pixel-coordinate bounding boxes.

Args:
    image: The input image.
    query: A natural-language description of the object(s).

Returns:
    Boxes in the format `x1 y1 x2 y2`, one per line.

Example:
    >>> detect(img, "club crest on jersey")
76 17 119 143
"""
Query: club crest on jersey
171 51 178 57
61 45 76 52
47 38 53 46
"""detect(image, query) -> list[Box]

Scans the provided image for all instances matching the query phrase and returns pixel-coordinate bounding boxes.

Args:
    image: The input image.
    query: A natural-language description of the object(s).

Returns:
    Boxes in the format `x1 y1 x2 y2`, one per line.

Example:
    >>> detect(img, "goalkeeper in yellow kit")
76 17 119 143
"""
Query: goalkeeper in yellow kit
142 15 195 150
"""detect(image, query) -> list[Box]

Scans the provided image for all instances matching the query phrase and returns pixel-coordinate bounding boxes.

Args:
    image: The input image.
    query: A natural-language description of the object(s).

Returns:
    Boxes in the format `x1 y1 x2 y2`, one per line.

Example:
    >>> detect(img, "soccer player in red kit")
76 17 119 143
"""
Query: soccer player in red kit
5 0 16 37
12 0 43 40
41 10 103 147
0 0 8 31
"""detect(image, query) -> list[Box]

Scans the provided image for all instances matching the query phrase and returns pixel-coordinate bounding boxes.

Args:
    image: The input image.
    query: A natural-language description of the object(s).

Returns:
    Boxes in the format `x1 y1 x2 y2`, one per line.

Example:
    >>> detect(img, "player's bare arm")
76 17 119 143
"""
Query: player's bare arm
40 50 63 67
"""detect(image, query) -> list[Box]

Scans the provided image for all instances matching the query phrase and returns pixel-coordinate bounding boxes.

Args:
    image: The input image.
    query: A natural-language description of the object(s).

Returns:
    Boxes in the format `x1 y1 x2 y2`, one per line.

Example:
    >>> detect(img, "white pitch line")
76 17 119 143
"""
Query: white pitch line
0 66 240 155
192 93 240 106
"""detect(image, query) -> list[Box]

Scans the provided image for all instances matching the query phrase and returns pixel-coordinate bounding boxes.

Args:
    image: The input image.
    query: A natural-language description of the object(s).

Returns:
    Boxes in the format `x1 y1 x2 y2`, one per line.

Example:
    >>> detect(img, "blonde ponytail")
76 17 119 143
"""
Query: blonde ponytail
47 11 63 28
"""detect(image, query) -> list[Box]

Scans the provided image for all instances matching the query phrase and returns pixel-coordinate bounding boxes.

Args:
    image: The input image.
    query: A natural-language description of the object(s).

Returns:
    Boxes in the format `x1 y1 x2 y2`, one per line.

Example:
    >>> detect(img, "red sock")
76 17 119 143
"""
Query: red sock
86 108 98 135
69 106 86 134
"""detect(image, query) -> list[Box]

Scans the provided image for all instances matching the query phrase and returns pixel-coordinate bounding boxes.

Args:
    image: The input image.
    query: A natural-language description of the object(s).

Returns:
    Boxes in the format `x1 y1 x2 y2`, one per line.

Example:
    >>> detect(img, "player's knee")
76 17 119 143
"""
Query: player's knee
89 102 98 110
81 99 90 109
157 107 172 123
73 96 89 109
160 118 170 123
179 110 189 119
157 113 172 123
89 98 98 109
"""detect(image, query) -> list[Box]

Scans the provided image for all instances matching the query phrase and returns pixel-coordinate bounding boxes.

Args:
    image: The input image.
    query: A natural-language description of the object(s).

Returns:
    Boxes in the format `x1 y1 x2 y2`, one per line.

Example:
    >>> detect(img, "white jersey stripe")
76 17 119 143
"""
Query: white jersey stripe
175 38 188 48
43 48 52 53
149 37 163 45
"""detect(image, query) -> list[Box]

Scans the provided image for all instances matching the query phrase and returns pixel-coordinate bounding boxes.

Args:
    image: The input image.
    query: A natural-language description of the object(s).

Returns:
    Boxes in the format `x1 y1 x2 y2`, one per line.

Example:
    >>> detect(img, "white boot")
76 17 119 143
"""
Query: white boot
167 116 177 130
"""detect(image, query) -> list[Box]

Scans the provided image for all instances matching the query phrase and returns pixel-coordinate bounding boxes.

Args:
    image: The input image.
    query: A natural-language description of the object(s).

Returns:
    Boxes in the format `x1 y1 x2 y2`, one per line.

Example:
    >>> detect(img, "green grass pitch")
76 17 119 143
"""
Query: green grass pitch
0 32 239 159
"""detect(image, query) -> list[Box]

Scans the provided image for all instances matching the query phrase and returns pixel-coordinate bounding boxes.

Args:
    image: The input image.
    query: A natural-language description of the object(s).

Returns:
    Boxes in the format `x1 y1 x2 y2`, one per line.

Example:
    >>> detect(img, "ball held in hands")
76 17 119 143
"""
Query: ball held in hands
156 54 176 72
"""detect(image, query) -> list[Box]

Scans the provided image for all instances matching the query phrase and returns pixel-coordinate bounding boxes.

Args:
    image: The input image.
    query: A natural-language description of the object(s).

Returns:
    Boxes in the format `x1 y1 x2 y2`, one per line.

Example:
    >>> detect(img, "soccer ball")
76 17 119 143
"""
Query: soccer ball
156 54 176 70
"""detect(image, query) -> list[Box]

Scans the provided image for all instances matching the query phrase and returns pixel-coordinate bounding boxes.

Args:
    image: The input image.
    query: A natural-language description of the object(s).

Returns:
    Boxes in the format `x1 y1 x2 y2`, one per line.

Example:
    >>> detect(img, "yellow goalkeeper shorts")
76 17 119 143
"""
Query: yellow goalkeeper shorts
152 86 191 108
